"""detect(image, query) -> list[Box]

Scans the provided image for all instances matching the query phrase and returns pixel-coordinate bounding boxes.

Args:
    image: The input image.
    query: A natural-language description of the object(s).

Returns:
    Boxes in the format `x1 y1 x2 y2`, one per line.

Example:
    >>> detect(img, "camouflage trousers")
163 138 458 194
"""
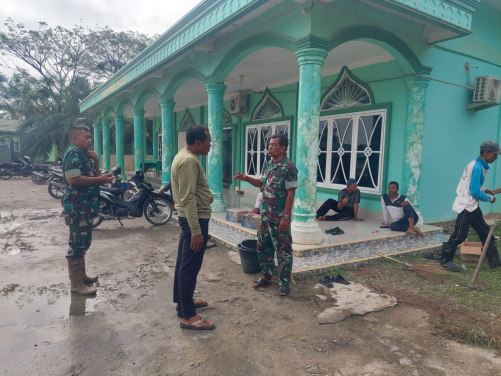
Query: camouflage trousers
64 213 94 260
256 220 293 286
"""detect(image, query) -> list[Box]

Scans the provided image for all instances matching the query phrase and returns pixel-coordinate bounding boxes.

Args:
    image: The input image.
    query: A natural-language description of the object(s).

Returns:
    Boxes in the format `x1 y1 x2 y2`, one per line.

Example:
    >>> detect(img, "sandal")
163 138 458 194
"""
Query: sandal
180 316 215 331
318 276 333 288
253 277 272 289
278 285 289 296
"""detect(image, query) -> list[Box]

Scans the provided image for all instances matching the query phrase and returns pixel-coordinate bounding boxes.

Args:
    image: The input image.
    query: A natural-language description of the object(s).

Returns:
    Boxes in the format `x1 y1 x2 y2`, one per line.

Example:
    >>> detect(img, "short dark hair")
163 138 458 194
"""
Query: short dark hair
186 125 209 145
70 124 90 139
270 134 288 148
388 181 399 189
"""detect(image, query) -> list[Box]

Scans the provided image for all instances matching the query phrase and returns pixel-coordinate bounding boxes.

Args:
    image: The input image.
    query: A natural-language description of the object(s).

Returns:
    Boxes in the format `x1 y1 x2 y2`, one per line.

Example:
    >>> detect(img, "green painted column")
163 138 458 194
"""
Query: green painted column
205 83 227 212
102 119 111 171
152 120 158 161
93 120 102 170
159 98 176 185
291 48 327 245
402 76 429 224
114 115 125 178
133 108 145 172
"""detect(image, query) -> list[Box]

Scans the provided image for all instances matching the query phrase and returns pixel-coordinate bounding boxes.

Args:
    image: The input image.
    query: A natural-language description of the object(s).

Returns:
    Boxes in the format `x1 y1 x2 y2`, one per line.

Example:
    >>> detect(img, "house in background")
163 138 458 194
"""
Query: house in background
79 0 501 245
0 119 24 162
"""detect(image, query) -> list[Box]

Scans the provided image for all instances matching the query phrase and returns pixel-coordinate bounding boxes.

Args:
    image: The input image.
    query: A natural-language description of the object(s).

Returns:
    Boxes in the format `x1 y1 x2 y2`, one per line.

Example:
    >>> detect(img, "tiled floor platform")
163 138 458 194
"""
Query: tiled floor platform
209 210 446 278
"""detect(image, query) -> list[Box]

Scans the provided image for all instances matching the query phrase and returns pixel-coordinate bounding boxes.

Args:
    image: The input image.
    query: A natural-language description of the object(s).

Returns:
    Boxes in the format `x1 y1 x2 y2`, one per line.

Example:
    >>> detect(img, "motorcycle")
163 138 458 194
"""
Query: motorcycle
47 167 65 199
31 160 62 185
93 170 173 228
0 156 34 179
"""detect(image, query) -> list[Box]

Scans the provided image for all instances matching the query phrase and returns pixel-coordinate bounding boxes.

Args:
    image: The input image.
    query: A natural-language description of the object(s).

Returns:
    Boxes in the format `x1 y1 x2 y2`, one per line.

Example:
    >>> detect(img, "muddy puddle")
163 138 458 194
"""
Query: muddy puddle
0 285 105 326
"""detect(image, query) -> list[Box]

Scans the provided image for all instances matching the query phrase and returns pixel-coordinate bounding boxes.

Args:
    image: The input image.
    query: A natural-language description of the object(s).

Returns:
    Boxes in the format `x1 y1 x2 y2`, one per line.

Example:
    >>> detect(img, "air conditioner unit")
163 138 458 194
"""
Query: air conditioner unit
229 93 248 115
467 76 501 111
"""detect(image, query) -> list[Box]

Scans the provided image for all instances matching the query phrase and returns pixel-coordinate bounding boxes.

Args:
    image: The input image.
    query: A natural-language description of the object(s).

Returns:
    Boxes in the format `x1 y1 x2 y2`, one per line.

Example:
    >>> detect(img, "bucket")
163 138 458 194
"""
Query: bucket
237 239 260 274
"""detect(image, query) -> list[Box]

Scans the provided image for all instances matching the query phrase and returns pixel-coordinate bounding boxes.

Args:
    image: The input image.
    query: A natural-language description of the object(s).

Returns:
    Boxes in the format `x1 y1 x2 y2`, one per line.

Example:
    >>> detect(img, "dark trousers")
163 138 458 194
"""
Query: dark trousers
316 198 354 221
446 207 497 251
173 217 209 319
390 205 419 232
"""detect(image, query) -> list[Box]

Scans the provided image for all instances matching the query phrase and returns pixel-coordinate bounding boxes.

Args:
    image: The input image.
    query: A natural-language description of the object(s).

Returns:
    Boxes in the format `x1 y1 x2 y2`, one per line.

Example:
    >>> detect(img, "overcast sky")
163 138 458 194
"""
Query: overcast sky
1 0 202 36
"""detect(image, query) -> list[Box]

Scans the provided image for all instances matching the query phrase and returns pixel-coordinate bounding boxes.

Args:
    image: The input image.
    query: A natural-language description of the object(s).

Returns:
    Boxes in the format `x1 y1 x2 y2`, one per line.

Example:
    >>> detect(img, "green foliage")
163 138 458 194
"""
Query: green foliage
0 18 154 157
45 142 58 162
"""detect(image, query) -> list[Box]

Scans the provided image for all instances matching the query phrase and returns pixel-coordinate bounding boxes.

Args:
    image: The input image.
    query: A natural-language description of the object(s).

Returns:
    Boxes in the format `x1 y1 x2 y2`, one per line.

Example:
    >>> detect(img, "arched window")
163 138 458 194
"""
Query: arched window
252 88 283 121
180 109 195 130
321 67 373 111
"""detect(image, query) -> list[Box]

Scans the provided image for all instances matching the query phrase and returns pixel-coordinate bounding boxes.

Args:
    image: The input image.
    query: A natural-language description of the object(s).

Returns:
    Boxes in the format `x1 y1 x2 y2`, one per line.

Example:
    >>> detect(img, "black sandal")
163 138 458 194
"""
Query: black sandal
278 285 289 296
253 277 272 289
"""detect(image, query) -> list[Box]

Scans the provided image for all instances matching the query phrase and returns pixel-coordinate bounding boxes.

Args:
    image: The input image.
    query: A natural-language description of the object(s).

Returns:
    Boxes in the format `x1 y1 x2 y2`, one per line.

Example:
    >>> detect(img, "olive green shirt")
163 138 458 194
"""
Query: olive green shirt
171 148 212 236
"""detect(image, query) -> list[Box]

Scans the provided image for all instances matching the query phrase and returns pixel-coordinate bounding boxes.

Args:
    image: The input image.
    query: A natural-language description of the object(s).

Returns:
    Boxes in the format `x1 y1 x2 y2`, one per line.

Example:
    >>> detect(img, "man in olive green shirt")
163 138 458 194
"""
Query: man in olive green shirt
171 125 215 330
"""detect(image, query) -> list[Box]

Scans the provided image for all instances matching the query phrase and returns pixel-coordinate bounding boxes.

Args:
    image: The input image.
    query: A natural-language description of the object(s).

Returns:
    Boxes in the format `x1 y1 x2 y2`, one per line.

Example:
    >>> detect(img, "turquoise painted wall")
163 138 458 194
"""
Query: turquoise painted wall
419 2 501 222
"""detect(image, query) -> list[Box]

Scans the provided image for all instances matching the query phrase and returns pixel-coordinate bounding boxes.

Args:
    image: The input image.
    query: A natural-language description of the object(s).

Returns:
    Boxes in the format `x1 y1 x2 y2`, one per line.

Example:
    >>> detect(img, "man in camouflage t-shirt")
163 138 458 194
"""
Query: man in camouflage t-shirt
62 125 112 295
234 134 297 296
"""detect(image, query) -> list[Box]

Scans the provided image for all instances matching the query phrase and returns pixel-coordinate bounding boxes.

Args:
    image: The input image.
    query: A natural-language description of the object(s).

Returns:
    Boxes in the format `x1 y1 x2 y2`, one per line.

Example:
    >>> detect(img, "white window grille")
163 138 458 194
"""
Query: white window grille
321 67 372 111
252 89 283 121
180 109 195 130
245 121 290 177
317 109 386 193
223 110 233 125
0 143 8 151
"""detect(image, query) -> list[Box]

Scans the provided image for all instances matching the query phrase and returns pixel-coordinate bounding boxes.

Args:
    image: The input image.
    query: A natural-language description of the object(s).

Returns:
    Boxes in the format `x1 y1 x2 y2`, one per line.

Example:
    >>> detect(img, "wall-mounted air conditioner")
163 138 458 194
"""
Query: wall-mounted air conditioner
229 93 248 115
466 75 501 111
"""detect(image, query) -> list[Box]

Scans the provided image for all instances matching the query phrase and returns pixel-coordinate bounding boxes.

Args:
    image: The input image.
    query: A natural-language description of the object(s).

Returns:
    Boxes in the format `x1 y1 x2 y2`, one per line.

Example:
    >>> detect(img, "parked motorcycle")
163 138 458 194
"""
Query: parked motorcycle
93 170 173 228
47 167 65 199
0 156 34 179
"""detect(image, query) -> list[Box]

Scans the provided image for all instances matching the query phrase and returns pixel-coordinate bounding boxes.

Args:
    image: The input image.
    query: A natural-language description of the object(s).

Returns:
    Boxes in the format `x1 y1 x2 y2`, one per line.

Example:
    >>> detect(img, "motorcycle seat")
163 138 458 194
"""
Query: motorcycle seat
100 186 122 195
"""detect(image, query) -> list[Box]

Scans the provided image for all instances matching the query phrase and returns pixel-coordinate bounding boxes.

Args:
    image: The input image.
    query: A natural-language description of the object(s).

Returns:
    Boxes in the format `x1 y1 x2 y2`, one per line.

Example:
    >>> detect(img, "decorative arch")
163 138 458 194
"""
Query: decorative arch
135 87 160 108
210 33 295 82
180 109 195 131
251 88 284 121
223 110 233 125
328 26 432 75
321 66 374 111
102 106 116 121
163 69 205 98
116 99 134 115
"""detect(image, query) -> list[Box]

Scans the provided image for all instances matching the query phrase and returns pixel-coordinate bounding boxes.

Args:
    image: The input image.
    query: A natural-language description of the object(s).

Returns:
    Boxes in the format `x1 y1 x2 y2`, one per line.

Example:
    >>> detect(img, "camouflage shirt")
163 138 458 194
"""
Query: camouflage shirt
62 145 100 216
260 156 298 223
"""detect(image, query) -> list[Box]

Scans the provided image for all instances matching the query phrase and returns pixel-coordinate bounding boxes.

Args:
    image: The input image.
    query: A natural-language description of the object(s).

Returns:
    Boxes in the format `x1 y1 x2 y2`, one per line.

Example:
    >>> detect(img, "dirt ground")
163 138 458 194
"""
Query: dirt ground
1 178 501 376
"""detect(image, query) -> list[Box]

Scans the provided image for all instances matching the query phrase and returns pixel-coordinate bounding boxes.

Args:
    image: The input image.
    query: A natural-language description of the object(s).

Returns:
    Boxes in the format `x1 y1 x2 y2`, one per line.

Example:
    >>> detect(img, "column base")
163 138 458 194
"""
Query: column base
291 220 323 245
211 198 227 213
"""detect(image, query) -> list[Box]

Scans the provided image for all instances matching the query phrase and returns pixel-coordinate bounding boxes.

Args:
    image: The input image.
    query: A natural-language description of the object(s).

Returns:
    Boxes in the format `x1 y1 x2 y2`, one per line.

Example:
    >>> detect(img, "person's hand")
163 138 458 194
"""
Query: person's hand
87 149 98 159
98 173 113 184
190 234 204 252
405 228 416 235
484 189 494 195
210 195 214 204
491 196 496 204
401 201 410 207
354 218 364 222
337 203 345 210
279 217 289 233
233 172 247 181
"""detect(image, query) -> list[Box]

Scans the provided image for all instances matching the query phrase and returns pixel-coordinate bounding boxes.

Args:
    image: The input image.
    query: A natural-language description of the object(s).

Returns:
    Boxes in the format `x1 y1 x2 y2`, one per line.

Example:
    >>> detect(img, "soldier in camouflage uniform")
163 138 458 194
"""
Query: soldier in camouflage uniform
234 134 297 296
63 125 113 295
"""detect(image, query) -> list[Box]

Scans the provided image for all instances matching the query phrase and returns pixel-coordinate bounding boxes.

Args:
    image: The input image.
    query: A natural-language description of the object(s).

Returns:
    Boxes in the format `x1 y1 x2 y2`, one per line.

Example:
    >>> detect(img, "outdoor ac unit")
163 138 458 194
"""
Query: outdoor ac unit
467 76 501 111
229 93 248 115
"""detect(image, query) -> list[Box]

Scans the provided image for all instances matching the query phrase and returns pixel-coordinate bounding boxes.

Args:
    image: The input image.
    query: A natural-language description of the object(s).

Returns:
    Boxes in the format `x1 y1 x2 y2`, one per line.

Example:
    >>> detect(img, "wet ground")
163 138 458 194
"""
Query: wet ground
1 178 501 375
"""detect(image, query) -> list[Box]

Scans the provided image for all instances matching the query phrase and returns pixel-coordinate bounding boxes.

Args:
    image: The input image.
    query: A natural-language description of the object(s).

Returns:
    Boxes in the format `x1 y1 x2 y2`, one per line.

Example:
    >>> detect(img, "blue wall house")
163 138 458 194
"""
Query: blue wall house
79 0 501 245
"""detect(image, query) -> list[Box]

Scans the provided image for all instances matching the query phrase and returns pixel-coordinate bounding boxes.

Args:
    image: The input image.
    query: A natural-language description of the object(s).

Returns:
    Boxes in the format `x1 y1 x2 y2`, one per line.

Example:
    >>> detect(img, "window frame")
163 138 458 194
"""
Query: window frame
317 107 388 194
244 119 291 178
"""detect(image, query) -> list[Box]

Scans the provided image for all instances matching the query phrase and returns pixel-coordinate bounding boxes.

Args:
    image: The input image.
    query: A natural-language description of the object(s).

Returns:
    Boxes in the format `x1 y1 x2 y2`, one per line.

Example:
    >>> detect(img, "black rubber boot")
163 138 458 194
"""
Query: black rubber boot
440 242 461 272
486 242 501 269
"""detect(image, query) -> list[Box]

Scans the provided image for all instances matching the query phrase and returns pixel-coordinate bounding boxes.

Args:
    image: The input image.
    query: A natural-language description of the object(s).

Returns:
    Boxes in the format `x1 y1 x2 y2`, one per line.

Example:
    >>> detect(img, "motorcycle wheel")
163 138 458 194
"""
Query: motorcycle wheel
0 169 13 180
31 173 49 185
48 182 64 199
22 170 32 177
92 216 104 229
143 197 173 226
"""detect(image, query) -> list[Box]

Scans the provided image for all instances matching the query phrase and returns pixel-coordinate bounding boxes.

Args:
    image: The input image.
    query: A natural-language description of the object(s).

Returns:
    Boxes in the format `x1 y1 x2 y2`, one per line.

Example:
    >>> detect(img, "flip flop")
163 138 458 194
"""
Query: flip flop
317 276 333 288
205 242 217 249
278 285 289 296
330 274 350 285
253 277 272 288
180 317 215 330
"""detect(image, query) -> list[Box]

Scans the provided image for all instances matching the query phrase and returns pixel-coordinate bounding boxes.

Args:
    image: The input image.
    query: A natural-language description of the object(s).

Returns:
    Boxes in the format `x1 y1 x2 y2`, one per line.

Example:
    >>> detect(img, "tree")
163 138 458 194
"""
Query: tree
0 19 154 158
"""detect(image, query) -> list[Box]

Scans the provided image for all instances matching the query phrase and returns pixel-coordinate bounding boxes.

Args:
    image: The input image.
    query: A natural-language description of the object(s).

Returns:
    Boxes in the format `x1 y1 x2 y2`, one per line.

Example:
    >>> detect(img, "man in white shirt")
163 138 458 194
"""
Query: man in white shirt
250 192 263 214
381 181 423 237
435 141 501 272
